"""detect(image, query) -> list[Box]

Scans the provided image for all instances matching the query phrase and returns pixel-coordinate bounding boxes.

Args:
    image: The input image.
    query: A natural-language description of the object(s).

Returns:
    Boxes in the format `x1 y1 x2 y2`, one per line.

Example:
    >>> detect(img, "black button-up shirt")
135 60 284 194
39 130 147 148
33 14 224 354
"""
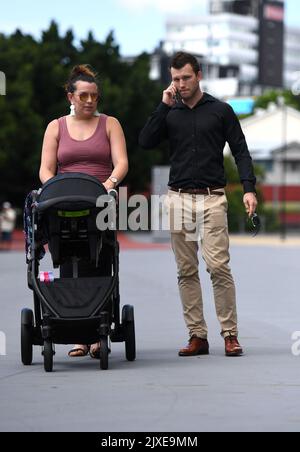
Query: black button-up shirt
139 93 256 193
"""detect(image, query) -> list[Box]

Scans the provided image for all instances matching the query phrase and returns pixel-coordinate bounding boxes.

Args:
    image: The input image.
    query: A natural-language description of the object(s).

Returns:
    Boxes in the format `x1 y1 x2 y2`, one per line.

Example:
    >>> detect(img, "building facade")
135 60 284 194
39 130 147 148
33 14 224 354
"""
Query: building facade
151 0 300 97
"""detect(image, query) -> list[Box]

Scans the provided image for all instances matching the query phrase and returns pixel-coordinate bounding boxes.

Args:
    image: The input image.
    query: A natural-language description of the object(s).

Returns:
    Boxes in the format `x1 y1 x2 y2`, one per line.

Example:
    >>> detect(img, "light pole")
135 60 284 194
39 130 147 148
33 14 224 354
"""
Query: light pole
0 71 6 96
278 96 287 240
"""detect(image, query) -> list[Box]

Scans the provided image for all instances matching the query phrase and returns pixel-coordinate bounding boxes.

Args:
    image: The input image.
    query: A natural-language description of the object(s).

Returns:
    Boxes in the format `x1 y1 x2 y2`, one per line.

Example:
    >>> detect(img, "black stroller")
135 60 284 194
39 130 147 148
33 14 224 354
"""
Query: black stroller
21 173 136 372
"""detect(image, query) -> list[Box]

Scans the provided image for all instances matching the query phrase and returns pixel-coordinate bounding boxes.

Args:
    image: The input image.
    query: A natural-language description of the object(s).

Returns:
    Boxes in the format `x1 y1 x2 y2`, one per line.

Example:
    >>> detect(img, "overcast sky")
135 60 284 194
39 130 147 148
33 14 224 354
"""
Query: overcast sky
1 0 299 55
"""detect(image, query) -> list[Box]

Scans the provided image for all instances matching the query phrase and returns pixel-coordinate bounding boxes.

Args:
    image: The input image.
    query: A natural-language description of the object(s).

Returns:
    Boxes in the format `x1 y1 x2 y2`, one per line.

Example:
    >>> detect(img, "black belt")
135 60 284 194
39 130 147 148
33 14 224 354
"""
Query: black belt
169 187 224 195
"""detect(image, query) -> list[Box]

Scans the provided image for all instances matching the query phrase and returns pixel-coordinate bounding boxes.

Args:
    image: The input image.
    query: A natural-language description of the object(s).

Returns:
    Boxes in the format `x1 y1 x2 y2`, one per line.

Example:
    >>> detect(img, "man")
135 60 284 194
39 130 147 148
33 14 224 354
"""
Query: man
0 202 17 251
139 52 257 357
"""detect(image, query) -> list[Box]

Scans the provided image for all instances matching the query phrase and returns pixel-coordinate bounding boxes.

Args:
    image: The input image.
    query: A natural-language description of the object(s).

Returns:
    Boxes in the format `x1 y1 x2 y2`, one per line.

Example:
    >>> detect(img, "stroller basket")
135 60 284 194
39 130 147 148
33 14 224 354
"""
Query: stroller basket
39 277 112 318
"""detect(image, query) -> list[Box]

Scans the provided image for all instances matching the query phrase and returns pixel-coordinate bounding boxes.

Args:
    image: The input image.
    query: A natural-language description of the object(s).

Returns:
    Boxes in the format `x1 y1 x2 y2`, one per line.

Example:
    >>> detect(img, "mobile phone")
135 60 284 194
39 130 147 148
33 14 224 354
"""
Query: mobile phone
173 90 181 104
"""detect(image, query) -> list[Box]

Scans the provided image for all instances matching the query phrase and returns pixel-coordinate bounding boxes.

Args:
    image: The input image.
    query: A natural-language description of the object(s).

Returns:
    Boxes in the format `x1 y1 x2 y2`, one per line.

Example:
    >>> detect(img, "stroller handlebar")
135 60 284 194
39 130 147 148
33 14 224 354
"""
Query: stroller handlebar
107 189 118 201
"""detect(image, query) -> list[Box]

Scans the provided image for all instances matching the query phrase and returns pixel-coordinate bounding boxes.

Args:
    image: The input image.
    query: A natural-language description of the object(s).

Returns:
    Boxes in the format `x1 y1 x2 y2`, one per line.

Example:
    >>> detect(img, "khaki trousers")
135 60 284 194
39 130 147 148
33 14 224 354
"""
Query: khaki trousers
167 190 238 339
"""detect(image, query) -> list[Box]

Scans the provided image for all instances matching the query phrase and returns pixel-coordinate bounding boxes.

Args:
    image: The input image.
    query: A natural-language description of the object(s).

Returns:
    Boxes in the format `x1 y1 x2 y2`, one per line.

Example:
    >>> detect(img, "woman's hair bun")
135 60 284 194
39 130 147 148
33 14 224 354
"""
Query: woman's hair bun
70 64 96 80
65 64 99 93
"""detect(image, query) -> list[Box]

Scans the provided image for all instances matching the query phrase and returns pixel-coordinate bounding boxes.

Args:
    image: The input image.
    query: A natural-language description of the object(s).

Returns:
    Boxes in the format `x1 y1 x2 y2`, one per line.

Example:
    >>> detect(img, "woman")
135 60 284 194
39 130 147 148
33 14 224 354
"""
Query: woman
39 65 128 358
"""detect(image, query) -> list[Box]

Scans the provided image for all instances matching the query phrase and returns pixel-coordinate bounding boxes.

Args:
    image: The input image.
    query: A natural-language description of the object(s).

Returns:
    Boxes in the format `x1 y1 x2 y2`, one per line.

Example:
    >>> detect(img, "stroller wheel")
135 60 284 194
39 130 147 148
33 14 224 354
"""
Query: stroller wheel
99 337 109 370
21 309 34 366
43 341 54 373
122 305 136 362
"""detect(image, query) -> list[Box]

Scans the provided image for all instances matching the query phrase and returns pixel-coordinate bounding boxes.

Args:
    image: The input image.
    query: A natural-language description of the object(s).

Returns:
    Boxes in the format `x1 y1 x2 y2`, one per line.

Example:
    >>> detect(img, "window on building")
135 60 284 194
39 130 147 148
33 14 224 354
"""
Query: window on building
286 161 300 172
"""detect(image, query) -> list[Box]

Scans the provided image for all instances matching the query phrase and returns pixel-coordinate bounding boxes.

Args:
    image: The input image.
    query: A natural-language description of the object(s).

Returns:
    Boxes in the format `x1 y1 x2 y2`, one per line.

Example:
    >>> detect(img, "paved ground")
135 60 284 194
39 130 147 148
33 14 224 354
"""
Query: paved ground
0 236 300 432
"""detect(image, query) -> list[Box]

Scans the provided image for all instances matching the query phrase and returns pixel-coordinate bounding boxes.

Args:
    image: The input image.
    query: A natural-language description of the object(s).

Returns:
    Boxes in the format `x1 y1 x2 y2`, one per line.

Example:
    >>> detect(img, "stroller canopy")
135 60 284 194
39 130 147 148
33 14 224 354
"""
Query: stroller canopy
37 173 107 211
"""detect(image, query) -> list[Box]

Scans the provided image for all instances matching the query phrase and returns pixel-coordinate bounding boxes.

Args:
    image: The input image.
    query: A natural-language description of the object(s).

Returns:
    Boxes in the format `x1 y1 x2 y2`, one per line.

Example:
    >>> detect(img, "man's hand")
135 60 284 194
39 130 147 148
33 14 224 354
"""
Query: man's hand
243 192 258 217
162 83 177 107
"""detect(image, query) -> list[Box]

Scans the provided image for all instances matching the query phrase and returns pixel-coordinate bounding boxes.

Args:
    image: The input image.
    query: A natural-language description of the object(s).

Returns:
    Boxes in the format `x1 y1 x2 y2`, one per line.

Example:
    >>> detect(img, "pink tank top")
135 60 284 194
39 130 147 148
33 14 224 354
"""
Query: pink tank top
57 115 113 183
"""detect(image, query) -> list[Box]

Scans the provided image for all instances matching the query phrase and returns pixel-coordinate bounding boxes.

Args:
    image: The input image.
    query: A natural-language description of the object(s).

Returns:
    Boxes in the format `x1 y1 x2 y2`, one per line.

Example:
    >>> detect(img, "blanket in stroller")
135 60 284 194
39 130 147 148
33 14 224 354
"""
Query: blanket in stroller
23 190 46 263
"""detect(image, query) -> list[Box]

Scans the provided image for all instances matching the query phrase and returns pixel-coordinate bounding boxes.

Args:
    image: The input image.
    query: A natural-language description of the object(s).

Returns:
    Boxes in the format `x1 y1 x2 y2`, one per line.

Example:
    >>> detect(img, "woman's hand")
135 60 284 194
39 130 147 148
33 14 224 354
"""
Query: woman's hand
103 179 116 192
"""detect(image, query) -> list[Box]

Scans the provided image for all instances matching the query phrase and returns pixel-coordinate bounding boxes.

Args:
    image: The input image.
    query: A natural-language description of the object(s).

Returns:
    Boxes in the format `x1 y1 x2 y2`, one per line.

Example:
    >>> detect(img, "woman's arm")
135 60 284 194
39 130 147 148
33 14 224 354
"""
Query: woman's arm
39 120 59 184
104 117 128 191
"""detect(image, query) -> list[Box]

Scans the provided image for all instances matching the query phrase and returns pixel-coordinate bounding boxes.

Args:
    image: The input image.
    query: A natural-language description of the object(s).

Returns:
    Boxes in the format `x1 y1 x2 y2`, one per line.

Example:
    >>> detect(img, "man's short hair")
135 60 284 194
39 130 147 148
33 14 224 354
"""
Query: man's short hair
170 52 201 75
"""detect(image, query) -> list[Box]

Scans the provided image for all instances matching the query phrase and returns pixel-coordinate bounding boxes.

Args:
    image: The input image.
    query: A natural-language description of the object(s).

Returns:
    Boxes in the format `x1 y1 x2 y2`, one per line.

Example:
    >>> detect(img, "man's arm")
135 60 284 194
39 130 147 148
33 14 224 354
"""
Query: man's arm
139 83 178 149
223 104 257 216
139 103 170 149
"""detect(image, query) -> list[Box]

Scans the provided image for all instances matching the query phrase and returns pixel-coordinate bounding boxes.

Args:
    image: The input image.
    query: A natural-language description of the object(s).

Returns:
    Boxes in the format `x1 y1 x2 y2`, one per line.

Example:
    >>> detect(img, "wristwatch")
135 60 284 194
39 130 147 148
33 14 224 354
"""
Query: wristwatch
109 176 119 187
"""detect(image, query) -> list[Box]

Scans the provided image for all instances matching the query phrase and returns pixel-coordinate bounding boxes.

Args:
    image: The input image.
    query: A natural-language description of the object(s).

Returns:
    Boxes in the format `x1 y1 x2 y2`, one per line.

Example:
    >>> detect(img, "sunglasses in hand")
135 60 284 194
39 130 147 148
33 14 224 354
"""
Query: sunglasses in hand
249 213 261 237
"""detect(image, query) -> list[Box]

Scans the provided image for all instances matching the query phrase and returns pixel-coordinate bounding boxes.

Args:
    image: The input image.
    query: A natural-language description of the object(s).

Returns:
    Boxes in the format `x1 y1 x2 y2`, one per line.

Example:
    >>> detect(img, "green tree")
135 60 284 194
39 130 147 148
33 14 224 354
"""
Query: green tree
254 89 300 111
0 30 42 202
32 21 77 125
0 23 164 205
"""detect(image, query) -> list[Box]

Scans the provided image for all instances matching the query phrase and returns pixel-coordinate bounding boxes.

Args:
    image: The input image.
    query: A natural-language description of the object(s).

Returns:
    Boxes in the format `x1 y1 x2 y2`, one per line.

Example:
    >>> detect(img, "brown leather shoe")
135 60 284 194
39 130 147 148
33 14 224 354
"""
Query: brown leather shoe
179 336 209 357
225 336 243 357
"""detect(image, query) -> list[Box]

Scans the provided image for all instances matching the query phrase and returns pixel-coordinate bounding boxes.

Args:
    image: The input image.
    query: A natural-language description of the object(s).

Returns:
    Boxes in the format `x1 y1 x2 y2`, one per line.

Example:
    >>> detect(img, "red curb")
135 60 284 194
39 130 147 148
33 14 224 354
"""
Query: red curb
117 233 170 250
1 231 170 252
